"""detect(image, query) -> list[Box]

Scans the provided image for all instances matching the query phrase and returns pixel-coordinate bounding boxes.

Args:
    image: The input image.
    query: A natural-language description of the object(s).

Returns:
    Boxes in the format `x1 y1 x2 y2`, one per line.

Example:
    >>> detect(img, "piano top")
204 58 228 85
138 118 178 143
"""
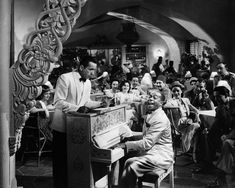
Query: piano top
67 104 128 117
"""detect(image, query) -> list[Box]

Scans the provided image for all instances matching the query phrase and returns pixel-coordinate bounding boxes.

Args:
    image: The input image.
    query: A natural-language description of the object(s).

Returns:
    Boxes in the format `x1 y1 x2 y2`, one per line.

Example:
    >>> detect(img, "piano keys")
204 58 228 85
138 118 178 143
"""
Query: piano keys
66 105 129 188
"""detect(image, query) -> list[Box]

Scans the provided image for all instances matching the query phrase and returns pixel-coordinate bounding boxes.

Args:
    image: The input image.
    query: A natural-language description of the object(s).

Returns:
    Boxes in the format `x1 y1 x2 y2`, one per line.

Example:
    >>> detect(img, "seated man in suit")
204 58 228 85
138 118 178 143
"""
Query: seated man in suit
117 90 174 188
164 81 200 153
199 80 235 187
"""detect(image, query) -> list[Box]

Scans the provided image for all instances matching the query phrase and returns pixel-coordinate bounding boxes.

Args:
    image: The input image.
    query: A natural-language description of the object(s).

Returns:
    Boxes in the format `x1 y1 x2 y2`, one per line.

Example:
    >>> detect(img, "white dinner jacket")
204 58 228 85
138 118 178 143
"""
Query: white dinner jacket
51 72 91 132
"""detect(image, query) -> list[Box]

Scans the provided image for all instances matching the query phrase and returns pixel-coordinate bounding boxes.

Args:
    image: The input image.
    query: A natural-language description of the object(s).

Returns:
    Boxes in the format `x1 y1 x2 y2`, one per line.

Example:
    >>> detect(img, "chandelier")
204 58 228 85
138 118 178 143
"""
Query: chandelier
116 22 139 48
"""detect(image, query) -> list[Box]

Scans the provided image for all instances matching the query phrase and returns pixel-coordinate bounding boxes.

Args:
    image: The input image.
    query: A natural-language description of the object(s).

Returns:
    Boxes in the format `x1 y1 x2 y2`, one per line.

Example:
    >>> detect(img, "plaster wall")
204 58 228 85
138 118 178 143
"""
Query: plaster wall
159 0 231 69
229 0 235 72
14 0 43 60
14 0 234 72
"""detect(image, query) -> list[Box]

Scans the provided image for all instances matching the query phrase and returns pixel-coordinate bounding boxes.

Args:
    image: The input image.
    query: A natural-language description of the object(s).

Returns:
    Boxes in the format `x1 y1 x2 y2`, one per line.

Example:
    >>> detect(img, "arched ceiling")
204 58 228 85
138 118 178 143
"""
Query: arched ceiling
65 3 197 48
64 0 229 52
65 5 196 47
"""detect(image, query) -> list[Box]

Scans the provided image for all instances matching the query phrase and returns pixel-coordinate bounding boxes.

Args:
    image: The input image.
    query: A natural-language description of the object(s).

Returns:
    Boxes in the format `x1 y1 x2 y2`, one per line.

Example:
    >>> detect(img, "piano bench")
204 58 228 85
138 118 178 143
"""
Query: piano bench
137 163 174 188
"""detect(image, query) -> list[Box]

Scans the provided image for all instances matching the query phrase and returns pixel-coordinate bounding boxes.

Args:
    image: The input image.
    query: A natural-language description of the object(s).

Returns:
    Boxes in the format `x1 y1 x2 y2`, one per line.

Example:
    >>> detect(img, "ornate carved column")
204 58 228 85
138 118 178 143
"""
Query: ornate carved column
10 0 87 155
1 0 88 187
0 0 13 187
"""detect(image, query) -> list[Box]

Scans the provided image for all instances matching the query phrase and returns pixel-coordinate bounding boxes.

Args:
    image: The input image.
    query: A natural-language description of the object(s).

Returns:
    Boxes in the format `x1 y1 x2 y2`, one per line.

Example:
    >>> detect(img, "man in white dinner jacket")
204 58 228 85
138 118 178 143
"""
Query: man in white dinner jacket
51 55 105 188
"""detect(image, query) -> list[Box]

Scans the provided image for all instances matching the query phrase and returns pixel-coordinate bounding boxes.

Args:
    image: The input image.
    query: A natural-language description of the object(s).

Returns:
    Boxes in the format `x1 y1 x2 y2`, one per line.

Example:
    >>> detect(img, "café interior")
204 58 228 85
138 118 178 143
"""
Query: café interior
1 0 235 188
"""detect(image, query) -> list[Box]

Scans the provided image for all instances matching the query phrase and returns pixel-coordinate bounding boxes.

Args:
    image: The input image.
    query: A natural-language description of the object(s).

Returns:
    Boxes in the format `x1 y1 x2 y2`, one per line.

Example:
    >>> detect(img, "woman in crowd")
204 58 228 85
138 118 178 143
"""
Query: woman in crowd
103 79 120 107
104 79 120 98
164 81 200 153
193 81 235 187
116 80 142 129
30 85 55 141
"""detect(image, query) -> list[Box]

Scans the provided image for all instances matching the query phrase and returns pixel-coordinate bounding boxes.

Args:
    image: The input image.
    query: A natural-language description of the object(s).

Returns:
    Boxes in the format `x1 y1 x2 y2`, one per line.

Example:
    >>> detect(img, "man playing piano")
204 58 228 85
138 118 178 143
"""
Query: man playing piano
51 55 106 188
117 90 174 188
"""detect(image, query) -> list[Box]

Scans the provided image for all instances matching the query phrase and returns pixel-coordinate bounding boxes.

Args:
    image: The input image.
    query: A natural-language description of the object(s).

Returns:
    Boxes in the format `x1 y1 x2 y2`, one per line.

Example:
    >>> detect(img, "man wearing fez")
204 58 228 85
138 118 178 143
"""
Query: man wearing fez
153 74 172 104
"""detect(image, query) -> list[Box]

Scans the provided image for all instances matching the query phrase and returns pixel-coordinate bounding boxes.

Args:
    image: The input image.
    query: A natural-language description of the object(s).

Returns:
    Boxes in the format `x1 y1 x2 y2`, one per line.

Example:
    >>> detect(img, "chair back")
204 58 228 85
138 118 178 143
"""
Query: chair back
164 107 181 131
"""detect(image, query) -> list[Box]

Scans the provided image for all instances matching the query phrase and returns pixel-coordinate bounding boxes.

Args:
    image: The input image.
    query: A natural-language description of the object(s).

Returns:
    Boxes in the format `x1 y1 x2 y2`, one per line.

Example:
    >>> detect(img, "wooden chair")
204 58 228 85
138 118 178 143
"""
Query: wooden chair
136 107 176 188
137 163 174 188
21 112 52 166
164 107 181 160
164 106 200 165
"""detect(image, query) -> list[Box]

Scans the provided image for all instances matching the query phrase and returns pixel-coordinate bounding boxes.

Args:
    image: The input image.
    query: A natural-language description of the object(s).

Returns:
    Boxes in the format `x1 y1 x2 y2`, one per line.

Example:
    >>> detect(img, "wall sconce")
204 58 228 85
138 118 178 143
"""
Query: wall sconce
153 48 165 59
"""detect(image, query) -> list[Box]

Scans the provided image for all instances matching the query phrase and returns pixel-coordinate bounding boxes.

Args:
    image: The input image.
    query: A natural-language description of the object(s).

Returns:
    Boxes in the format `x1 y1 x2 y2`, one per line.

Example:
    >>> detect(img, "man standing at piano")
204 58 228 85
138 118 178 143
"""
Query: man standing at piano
51 55 106 188
117 90 174 188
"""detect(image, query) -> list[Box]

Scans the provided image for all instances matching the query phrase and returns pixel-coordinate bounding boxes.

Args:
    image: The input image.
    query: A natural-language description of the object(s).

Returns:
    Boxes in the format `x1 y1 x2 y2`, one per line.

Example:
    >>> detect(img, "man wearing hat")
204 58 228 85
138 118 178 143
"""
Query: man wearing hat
152 74 171 104
150 70 157 83
217 62 235 97
183 71 193 91
184 78 215 110
213 81 235 174
164 80 200 153
195 80 235 186
207 81 234 161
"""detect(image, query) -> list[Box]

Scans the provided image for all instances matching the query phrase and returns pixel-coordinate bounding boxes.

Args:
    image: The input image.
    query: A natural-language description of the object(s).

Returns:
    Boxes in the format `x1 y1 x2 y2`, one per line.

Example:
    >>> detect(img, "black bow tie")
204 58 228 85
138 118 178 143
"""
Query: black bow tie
132 88 138 90
146 122 151 128
79 78 86 82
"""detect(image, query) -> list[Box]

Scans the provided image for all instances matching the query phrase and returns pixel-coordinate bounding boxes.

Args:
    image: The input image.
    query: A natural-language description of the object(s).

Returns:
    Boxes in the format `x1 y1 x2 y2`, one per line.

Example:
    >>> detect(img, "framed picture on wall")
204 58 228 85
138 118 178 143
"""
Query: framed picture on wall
108 48 122 66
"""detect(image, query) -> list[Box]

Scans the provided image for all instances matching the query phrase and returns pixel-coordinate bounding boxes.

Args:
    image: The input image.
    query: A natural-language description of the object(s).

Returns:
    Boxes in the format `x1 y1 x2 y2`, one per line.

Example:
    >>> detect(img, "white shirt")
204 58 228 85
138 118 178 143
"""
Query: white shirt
52 72 92 132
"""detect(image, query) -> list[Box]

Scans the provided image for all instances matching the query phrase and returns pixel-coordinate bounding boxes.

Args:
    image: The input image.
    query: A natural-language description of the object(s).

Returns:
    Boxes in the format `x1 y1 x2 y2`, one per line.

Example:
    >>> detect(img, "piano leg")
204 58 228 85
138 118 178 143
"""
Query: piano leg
107 165 112 188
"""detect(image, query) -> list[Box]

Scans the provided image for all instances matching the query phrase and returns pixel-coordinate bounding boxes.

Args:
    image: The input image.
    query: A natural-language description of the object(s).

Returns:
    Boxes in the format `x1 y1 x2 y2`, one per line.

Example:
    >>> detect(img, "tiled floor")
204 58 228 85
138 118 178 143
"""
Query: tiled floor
16 154 235 188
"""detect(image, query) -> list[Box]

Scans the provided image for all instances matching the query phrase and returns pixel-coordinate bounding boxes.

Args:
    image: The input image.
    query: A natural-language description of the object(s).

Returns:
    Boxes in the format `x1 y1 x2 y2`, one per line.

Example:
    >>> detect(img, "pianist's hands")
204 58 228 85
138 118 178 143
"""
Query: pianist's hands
116 143 126 149
100 98 109 108
77 106 91 113
116 143 127 154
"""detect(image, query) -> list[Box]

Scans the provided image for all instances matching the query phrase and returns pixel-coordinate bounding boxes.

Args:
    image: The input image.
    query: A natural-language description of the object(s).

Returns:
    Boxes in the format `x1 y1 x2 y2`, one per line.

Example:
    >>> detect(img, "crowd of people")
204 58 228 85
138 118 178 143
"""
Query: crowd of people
21 53 235 188
93 55 235 187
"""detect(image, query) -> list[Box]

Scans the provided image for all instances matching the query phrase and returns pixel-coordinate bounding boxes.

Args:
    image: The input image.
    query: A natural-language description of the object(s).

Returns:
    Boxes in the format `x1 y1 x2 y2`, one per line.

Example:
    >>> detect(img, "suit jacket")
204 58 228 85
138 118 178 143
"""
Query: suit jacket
51 72 94 132
125 108 174 168
164 97 198 118
184 88 197 104
220 99 235 139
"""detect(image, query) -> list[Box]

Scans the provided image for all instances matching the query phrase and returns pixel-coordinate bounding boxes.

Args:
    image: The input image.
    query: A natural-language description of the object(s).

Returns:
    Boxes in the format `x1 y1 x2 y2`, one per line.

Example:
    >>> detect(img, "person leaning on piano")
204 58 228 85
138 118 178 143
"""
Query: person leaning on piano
116 90 174 188
51 55 107 188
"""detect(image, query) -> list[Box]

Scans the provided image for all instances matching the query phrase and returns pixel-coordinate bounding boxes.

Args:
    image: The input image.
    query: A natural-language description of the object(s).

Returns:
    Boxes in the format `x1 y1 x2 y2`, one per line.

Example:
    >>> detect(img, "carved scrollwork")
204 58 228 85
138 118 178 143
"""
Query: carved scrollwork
10 0 87 156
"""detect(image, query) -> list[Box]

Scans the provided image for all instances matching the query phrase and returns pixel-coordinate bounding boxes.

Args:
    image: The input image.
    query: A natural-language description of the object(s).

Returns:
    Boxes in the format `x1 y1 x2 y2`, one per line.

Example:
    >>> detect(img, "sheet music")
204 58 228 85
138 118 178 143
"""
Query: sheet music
198 110 216 117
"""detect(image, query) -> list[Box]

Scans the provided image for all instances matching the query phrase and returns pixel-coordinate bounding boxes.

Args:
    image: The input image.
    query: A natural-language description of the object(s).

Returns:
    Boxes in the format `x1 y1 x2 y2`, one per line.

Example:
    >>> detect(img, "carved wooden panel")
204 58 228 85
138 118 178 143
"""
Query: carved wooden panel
10 0 87 155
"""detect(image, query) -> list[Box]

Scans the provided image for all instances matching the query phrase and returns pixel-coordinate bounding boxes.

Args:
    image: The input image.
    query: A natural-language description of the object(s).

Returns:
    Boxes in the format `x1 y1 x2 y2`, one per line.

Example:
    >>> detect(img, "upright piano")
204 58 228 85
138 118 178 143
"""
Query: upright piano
66 105 129 188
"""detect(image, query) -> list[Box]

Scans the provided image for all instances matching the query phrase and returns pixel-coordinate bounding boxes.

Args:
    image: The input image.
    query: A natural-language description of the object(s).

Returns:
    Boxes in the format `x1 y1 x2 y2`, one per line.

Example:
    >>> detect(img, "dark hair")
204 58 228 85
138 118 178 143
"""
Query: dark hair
197 78 206 85
79 55 96 68
169 60 174 66
131 75 139 80
37 85 51 100
119 80 131 92
110 79 119 85
214 86 230 97
71 57 80 69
